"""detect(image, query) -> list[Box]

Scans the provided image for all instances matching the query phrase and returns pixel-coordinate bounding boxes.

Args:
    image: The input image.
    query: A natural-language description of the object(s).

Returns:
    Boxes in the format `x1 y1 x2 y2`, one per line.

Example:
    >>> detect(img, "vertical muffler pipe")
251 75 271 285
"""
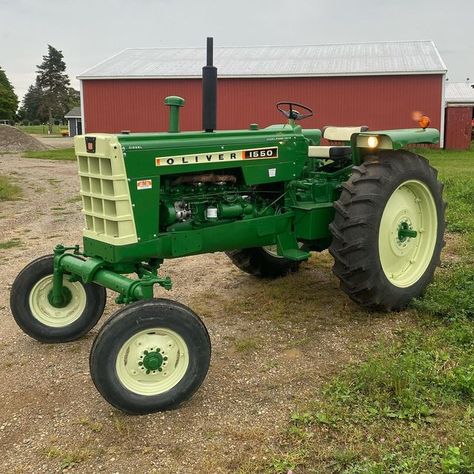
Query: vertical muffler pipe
202 37 217 132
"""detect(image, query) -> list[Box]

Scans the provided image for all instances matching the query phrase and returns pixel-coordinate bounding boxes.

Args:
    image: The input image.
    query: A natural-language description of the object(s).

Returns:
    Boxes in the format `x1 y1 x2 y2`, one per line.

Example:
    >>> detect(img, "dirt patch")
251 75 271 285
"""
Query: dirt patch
0 153 413 473
35 135 74 149
0 125 49 153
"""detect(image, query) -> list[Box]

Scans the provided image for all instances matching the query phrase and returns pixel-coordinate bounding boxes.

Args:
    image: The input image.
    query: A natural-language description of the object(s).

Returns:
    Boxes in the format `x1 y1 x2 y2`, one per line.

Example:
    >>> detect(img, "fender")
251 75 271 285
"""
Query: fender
351 127 439 164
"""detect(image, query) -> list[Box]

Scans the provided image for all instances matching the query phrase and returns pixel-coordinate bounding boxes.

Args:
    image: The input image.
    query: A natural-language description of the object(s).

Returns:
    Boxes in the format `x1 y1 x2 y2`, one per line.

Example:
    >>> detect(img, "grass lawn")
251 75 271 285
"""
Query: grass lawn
15 124 66 137
0 174 22 201
23 148 76 161
245 145 474 474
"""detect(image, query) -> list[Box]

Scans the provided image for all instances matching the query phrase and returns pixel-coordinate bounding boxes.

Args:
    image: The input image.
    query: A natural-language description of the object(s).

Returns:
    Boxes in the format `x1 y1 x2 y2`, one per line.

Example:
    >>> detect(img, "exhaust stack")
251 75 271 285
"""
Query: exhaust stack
202 37 217 132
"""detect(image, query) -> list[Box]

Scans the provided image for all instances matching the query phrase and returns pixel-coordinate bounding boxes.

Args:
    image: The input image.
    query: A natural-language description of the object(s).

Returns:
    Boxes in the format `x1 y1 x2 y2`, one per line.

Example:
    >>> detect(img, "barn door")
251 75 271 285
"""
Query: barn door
445 106 473 150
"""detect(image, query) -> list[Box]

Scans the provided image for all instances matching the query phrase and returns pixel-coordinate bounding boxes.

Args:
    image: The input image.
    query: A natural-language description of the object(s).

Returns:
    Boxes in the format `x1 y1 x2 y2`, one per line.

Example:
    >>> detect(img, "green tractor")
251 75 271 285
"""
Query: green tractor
10 39 445 414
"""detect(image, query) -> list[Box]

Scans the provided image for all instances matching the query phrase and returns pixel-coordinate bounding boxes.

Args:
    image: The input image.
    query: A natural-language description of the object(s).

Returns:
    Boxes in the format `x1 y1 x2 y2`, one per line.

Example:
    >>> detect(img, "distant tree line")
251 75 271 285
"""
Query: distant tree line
1 45 79 133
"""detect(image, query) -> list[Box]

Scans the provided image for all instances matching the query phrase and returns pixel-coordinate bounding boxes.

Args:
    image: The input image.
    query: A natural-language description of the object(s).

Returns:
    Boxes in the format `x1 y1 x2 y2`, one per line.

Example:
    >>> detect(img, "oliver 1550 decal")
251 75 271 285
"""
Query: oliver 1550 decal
155 147 278 166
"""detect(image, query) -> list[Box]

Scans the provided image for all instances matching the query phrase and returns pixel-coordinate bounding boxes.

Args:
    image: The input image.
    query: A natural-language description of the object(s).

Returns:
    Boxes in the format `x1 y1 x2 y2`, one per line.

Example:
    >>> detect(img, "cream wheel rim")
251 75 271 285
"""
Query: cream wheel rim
378 179 437 288
28 275 87 327
262 242 304 258
262 245 282 258
115 328 189 396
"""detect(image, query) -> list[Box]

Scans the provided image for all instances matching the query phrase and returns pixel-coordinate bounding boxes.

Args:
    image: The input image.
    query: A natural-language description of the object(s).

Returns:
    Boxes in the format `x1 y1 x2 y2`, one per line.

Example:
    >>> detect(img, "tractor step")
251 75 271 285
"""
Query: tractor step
276 232 310 261
280 248 310 261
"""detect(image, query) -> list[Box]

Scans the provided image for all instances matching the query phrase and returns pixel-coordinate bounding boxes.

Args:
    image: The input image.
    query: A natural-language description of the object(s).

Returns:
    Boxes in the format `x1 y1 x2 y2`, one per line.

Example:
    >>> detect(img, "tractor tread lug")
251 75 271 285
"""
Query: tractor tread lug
333 201 349 219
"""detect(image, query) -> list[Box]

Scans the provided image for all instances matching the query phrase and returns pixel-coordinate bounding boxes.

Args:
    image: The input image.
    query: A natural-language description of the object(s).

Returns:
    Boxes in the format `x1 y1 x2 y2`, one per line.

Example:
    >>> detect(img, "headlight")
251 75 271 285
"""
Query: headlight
367 136 379 148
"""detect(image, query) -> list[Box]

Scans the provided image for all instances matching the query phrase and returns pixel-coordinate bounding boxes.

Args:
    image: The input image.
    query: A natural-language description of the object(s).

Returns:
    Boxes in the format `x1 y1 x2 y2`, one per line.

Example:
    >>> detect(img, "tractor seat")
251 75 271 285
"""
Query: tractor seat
308 126 368 160
308 146 351 160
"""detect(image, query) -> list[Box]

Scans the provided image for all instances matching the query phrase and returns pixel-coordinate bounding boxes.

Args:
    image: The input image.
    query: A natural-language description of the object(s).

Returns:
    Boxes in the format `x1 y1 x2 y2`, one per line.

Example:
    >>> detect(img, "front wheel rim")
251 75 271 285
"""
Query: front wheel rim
262 242 304 259
115 328 189 396
378 179 438 288
28 275 87 327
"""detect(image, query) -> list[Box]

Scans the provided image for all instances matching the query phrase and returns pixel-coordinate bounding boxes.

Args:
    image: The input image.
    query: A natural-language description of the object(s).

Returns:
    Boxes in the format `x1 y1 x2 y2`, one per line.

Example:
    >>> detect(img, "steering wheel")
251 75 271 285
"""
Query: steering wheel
276 101 313 121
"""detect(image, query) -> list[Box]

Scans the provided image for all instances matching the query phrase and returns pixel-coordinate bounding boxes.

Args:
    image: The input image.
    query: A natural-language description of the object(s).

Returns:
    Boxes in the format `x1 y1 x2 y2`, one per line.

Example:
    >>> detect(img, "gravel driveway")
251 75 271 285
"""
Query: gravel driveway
0 153 407 473
34 135 74 149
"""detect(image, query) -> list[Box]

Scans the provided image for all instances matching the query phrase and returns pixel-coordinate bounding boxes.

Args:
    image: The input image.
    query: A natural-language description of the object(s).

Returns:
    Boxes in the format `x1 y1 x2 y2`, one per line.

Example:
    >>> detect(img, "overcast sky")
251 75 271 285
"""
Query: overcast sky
1 0 473 101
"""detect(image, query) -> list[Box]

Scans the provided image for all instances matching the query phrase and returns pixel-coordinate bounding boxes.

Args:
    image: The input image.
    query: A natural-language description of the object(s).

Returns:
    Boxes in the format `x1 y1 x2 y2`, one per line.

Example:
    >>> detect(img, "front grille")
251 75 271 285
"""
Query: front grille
76 137 137 245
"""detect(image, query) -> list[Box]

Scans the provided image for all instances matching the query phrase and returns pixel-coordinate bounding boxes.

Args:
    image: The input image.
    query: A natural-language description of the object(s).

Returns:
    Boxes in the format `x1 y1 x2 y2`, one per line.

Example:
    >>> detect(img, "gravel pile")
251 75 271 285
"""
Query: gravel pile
0 125 49 152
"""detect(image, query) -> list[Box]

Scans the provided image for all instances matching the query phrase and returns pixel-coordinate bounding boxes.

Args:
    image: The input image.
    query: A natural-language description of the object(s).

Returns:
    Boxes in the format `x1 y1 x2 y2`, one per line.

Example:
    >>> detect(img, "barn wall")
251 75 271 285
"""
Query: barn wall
444 106 473 150
82 74 443 135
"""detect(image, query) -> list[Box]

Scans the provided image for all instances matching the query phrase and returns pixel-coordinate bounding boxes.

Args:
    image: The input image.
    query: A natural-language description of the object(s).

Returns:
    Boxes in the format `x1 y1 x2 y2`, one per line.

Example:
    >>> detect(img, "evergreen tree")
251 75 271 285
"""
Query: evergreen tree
36 45 73 133
19 45 79 127
0 66 19 121
20 82 45 122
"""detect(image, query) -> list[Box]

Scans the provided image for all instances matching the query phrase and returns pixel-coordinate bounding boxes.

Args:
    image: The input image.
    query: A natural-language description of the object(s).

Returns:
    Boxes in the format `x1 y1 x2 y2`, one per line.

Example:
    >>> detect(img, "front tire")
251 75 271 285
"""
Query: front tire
329 150 445 311
89 299 211 414
10 255 107 343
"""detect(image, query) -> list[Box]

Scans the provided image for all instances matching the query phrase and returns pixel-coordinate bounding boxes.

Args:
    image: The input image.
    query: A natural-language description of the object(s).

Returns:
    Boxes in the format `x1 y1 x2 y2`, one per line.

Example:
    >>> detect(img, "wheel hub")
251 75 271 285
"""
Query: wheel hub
141 350 164 373
397 220 418 244
47 286 73 308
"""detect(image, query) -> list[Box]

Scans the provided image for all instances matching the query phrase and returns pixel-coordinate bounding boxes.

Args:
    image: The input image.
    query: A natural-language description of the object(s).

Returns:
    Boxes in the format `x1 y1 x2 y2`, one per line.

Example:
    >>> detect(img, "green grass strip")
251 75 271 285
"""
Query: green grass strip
0 175 22 201
23 148 76 161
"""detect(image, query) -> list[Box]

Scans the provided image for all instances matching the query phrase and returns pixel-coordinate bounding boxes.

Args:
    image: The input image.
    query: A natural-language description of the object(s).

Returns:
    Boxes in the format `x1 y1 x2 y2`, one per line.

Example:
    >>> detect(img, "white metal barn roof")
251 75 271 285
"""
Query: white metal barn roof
78 40 446 80
445 82 474 105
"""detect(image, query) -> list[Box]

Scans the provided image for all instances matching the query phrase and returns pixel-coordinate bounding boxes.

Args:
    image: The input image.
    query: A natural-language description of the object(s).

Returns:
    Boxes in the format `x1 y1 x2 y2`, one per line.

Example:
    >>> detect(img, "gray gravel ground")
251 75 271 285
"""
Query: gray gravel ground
0 153 409 473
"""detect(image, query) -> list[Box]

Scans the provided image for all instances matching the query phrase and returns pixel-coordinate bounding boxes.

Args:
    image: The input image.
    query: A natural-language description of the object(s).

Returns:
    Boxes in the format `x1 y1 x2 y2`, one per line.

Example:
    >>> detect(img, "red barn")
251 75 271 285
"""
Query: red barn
444 82 474 150
78 40 448 146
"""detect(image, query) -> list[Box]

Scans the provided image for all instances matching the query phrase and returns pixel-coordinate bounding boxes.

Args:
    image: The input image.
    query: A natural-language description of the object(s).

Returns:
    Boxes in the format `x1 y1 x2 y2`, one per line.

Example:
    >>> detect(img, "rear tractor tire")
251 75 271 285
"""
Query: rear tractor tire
226 245 302 278
329 150 445 311
89 298 211 414
10 255 107 343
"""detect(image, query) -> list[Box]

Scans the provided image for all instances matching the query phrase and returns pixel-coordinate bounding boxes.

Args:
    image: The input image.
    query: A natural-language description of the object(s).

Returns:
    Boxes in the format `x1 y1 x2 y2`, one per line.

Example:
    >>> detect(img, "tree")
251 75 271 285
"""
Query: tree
0 66 19 121
35 45 73 133
19 45 79 128
66 87 80 110
19 82 45 122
